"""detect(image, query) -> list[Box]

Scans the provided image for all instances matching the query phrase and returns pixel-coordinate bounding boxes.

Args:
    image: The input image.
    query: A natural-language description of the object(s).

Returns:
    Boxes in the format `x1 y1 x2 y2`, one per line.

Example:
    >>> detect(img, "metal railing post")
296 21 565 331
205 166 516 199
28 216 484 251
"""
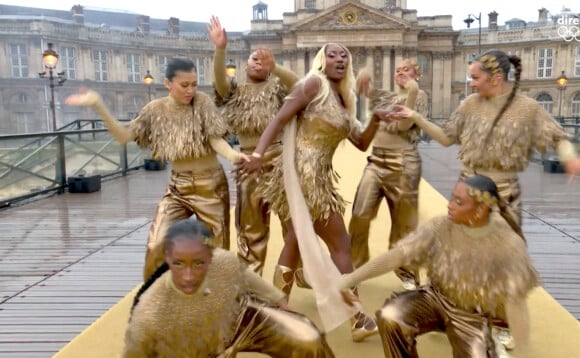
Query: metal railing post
120 143 128 176
55 133 67 193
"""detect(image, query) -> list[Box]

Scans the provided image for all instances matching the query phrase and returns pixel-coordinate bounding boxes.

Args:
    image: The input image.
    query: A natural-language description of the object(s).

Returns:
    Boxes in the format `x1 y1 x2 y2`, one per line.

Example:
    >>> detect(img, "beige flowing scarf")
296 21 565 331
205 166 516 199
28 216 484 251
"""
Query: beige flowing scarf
282 116 359 332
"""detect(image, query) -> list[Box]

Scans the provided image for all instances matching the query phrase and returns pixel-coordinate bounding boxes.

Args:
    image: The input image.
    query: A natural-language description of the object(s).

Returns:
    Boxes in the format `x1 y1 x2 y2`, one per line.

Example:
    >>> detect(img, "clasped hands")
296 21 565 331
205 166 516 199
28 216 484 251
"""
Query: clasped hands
234 152 263 183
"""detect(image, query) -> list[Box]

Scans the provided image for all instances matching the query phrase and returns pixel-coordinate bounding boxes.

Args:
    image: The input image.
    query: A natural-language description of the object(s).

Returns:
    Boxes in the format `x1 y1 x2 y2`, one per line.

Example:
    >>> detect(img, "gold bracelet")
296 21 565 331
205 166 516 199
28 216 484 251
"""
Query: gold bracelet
251 152 262 159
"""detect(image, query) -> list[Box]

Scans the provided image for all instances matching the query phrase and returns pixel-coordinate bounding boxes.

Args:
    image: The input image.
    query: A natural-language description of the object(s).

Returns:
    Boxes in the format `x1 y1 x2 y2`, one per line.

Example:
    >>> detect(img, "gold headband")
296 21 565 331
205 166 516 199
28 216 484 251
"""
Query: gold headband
467 187 498 207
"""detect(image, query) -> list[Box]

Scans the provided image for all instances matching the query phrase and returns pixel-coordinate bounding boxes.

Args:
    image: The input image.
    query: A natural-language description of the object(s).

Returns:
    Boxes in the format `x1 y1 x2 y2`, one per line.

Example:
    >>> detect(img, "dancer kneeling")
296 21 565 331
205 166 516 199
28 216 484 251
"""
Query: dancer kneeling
123 219 334 357
339 175 538 358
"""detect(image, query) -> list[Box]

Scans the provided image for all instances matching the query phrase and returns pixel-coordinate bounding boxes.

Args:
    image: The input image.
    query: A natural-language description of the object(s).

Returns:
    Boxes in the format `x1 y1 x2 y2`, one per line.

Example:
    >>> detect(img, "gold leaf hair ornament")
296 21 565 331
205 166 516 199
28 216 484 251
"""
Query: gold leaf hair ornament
467 187 498 207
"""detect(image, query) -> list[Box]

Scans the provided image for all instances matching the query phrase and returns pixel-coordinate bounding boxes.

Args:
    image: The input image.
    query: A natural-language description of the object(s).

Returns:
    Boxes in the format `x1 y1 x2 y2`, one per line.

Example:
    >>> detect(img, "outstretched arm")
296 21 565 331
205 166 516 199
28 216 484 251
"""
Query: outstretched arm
209 137 247 164
65 89 134 144
207 16 231 98
339 248 405 290
348 112 384 151
389 105 454 147
243 269 286 306
396 80 419 131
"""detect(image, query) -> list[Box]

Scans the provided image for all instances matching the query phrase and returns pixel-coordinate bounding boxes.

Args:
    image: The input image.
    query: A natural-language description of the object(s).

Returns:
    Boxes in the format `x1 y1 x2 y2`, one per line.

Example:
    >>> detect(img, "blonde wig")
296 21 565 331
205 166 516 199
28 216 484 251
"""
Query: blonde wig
301 43 357 118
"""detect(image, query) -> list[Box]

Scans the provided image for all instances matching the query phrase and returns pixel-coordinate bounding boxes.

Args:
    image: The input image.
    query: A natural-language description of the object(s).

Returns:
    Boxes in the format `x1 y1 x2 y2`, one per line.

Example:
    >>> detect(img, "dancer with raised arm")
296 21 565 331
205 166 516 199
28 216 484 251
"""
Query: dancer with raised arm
208 15 299 275
65 58 247 279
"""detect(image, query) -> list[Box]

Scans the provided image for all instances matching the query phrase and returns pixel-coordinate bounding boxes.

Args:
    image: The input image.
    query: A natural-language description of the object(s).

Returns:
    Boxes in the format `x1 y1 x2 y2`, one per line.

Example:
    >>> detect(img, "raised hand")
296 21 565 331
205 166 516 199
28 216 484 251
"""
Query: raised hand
207 15 227 49
256 47 276 73
355 68 373 97
65 88 103 108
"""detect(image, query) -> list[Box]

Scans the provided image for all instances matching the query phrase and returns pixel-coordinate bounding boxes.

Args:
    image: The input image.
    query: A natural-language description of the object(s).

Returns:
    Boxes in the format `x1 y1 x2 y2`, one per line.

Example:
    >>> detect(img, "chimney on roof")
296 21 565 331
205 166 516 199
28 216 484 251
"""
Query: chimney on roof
538 8 549 25
168 17 180 36
71 5 84 25
137 15 150 34
488 11 498 31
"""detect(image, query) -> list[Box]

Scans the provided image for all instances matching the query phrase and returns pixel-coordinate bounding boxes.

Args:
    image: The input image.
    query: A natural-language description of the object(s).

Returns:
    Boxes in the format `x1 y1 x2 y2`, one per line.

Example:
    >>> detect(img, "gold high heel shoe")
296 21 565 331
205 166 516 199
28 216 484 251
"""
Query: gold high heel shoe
350 311 379 342
294 267 312 289
273 264 295 299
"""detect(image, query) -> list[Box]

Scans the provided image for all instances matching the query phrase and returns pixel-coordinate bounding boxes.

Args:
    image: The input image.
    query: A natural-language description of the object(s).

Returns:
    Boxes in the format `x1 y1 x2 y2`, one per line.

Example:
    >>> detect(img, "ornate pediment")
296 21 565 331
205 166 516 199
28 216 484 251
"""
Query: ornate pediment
291 1 409 31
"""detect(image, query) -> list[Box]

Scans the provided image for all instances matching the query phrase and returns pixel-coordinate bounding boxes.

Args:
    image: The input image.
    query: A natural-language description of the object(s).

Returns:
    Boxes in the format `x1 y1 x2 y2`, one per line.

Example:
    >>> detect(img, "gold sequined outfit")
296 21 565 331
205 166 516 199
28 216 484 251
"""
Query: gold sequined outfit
129 93 231 279
342 213 538 357
123 249 334 358
259 90 358 223
350 88 428 283
443 93 569 228
219 78 288 274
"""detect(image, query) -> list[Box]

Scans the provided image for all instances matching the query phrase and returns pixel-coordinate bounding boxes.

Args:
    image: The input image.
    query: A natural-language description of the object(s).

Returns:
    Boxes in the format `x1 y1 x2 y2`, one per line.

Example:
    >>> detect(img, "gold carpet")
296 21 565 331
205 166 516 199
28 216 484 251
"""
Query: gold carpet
54 144 580 357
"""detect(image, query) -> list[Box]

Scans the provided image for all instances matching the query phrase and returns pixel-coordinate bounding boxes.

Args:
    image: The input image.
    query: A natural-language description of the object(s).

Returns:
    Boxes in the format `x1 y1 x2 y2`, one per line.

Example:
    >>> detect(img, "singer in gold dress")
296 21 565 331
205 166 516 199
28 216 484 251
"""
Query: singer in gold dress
65 58 247 280
349 59 428 290
123 219 334 358
340 175 538 358
208 16 299 275
236 43 393 341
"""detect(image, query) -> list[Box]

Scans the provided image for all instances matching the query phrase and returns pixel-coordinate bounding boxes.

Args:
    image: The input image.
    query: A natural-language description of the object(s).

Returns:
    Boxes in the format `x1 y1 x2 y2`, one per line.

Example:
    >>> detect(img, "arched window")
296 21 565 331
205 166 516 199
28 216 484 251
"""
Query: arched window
535 92 553 114
572 92 580 117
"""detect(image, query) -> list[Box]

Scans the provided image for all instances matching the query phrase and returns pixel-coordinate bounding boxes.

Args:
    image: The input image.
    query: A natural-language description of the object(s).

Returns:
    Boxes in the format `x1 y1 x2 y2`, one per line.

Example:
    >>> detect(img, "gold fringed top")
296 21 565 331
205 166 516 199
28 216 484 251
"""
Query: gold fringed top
128 92 228 161
122 249 284 358
368 87 428 144
218 77 287 136
442 92 569 171
398 213 538 319
258 85 357 222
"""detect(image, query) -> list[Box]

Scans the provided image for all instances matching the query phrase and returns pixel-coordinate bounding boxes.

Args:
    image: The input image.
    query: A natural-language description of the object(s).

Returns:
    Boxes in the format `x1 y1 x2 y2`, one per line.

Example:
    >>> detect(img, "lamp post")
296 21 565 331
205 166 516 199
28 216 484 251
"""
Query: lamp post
143 70 153 101
556 70 568 121
39 43 66 131
464 12 482 54
225 59 237 78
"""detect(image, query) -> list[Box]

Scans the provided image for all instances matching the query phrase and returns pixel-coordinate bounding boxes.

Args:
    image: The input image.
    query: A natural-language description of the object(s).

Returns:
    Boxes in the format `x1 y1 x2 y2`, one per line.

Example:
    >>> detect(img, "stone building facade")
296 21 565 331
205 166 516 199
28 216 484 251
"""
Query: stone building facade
0 0 578 134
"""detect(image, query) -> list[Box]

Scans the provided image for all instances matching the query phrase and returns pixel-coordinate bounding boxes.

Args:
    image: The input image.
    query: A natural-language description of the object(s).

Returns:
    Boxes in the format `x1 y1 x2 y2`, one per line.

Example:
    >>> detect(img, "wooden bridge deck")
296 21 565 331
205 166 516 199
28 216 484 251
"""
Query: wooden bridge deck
0 144 578 357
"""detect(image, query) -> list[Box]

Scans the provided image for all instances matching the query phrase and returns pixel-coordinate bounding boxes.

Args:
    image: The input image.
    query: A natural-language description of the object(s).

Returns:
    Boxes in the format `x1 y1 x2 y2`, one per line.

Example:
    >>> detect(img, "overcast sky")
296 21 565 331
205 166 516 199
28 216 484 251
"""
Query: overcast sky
0 0 574 30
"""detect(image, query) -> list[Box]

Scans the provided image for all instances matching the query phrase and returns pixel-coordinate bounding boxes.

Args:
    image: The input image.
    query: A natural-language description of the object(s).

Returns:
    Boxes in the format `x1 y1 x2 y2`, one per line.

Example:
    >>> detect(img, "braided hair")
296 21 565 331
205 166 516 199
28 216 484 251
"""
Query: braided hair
472 50 522 144
463 175 524 239
129 219 213 319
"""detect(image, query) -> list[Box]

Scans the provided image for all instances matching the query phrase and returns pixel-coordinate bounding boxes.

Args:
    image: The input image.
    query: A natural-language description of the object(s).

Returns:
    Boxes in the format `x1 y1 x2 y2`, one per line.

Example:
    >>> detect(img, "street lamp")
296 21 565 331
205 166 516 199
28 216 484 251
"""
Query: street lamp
143 70 153 101
464 12 482 54
225 59 237 78
556 70 568 120
39 43 66 131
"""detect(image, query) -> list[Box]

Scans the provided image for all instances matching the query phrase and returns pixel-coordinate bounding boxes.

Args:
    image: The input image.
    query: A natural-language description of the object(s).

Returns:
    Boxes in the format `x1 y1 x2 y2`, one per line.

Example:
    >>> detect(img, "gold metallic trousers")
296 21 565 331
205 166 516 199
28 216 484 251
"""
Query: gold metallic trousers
349 147 421 281
460 170 522 228
236 143 284 275
376 288 497 358
220 297 335 357
143 166 230 279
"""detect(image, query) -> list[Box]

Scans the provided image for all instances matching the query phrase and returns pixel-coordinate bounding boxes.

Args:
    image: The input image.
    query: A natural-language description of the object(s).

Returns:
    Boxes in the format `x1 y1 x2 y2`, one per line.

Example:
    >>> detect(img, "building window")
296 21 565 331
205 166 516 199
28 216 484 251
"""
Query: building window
384 0 396 9
536 92 553 113
158 55 171 80
93 50 108 81
536 48 553 78
127 53 141 83
572 93 580 117
507 50 520 80
60 46 76 80
417 54 430 76
9 44 28 78
193 58 205 85
575 46 580 77
304 0 316 9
